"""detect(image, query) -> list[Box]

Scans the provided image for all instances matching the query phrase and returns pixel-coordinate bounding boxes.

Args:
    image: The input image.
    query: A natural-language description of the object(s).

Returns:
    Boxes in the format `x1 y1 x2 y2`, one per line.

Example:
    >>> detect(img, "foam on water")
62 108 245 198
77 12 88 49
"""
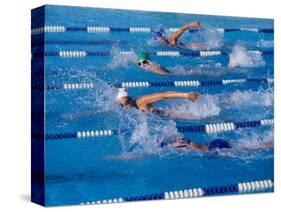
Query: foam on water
192 26 224 50
65 73 119 118
228 44 265 68
257 39 274 48
105 47 137 69
236 129 273 149
170 63 229 77
165 95 221 120
219 88 274 108
228 128 274 161
117 108 182 155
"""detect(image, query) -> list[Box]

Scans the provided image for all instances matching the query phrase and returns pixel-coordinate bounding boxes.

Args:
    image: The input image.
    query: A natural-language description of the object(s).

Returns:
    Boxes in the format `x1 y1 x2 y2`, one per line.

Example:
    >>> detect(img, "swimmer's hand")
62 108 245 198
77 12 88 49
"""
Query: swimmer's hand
186 92 200 101
189 21 201 28
227 62 239 70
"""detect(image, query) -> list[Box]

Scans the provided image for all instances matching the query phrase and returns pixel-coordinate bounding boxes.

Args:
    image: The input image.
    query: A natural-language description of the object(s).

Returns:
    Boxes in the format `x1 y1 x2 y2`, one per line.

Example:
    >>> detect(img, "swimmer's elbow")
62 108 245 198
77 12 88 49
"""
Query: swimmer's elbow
167 37 177 45
153 67 171 75
226 66 234 70
159 70 171 75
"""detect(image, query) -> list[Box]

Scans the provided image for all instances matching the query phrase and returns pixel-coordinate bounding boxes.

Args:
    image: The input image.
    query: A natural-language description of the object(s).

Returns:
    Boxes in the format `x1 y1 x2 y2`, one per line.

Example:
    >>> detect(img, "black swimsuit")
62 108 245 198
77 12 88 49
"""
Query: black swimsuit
126 99 167 116
151 108 167 116
165 38 185 48
126 99 139 108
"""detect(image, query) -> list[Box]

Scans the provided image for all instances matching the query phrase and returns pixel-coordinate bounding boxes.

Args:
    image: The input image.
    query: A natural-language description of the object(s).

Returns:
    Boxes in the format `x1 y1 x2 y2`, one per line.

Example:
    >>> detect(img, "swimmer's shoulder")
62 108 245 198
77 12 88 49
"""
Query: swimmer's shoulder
167 37 177 46
134 98 150 110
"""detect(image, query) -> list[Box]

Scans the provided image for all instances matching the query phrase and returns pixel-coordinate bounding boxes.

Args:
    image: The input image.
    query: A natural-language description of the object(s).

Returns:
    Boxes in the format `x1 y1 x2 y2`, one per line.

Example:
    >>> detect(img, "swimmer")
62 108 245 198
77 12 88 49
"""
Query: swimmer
165 137 274 152
116 88 200 119
105 137 273 160
137 51 236 75
137 52 170 75
153 21 201 48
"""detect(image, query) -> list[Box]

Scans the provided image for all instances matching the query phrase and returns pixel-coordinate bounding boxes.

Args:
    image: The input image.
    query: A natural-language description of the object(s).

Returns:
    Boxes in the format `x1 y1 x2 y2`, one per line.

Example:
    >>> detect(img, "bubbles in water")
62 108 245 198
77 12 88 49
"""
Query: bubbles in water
72 73 119 113
220 88 274 108
106 47 137 69
236 129 273 149
170 63 227 77
117 108 182 155
198 26 224 50
188 95 221 119
166 95 221 120
229 129 274 161
186 26 224 50
257 39 274 48
228 44 265 68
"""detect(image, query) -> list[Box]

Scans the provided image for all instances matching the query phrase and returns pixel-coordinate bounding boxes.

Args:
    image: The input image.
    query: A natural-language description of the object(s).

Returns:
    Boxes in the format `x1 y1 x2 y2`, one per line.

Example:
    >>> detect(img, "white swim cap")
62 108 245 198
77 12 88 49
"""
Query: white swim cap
116 88 128 101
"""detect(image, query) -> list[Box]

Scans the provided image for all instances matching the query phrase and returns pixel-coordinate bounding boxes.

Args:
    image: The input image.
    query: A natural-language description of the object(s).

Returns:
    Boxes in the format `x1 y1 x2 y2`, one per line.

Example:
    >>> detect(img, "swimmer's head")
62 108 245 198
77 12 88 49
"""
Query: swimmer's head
153 31 165 43
137 52 150 66
116 88 128 103
116 88 134 108
169 138 191 149
160 137 191 150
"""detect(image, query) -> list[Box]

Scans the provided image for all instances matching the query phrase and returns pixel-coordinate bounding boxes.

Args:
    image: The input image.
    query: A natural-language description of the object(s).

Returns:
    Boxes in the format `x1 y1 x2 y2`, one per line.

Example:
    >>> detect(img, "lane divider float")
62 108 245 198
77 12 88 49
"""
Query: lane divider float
43 78 273 91
79 179 273 205
32 49 274 58
43 118 274 140
31 26 274 35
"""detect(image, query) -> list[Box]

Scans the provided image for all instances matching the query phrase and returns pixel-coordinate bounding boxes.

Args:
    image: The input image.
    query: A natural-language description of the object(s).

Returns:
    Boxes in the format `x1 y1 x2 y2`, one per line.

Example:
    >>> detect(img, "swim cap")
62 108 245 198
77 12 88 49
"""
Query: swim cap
153 31 163 42
208 139 232 151
116 88 128 101
138 52 150 62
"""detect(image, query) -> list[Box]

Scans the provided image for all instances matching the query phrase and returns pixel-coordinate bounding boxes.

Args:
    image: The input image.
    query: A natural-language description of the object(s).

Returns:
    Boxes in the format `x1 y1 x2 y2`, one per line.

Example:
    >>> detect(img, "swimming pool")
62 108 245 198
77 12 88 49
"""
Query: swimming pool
31 5 274 206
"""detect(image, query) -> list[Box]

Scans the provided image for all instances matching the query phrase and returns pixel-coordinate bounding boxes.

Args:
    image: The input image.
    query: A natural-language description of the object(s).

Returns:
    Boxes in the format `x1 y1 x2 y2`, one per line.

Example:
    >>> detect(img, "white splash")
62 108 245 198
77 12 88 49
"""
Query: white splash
228 44 265 68
106 47 137 69
200 26 224 50
236 129 273 150
257 39 274 48
186 26 224 50
117 108 182 154
223 89 273 108
171 63 227 77
167 95 221 120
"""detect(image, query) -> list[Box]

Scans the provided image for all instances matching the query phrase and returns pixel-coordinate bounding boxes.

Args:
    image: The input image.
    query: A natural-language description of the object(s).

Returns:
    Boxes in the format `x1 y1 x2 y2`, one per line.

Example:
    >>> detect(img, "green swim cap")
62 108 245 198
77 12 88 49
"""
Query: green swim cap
138 52 150 62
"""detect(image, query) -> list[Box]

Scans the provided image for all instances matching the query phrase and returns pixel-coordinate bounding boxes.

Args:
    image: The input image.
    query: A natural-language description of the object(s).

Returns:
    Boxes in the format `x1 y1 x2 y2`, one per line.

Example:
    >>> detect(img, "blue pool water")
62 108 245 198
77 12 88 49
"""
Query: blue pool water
32 5 273 206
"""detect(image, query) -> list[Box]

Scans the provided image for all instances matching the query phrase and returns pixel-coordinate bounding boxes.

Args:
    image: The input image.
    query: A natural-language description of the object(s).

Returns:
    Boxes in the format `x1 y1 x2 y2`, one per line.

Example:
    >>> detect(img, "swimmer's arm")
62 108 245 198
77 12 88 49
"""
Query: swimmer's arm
148 62 171 75
241 141 274 151
136 91 200 106
168 21 201 43
226 64 238 70
189 142 209 151
150 66 171 75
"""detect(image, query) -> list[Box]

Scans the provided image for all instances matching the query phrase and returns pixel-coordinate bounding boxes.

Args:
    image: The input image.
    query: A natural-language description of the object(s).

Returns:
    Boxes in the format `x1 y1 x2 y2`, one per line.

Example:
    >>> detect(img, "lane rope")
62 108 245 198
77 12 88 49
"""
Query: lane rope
43 118 274 140
31 26 274 35
31 39 128 46
32 49 274 58
43 78 273 91
79 179 273 205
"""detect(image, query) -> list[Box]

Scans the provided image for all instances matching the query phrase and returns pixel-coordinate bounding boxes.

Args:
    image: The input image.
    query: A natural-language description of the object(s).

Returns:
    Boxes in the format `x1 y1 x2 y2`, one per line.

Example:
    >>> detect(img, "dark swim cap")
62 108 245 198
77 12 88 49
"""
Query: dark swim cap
208 139 232 151
153 31 163 42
